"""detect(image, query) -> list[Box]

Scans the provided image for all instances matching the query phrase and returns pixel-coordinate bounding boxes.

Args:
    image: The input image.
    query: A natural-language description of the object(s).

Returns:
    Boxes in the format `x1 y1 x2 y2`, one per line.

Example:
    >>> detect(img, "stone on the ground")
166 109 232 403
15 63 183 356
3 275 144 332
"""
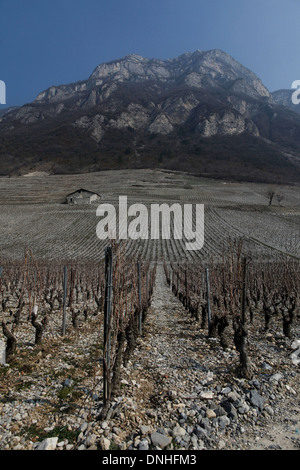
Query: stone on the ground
35 437 58 451
150 432 172 449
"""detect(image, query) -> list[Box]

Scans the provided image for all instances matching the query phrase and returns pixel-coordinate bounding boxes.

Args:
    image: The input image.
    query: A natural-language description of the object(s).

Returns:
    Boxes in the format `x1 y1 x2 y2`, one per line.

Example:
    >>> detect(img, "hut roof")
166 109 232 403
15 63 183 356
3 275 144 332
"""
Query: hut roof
66 188 101 198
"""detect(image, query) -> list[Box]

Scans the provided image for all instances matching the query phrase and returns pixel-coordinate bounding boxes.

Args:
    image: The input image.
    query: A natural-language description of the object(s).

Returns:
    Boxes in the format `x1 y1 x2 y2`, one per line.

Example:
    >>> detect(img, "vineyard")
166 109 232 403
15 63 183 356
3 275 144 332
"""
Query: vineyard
165 246 300 377
0 169 299 450
0 169 299 262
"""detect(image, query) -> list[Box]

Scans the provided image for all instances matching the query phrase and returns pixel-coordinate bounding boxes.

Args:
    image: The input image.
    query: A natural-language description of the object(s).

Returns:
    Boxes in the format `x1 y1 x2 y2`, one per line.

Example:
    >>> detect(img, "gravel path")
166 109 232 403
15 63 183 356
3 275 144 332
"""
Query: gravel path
107 263 300 451
0 263 299 451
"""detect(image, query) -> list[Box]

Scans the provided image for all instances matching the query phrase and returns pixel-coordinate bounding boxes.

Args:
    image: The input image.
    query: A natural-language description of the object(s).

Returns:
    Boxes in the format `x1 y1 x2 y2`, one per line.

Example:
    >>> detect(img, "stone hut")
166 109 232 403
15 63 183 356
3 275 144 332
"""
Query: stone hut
65 188 101 205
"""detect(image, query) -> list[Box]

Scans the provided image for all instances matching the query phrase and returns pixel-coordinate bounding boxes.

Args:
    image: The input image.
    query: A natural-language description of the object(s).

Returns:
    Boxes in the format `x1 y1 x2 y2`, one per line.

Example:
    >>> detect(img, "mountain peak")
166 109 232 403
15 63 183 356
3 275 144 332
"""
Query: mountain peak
87 50 270 99
1 49 299 183
123 53 147 62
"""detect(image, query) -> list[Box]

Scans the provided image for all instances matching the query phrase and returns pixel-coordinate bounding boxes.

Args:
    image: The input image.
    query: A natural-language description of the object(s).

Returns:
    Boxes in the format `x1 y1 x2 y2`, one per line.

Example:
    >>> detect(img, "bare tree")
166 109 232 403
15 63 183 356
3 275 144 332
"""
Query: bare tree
267 188 276 206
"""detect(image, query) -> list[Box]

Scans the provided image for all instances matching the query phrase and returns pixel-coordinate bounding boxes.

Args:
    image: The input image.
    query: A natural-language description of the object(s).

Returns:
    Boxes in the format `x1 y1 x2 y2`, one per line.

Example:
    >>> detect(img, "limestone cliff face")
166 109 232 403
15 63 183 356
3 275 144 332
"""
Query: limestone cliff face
3 50 290 143
1 50 273 140
74 115 106 143
1 50 300 181
90 54 171 83
33 50 271 107
196 110 259 137
60 50 271 140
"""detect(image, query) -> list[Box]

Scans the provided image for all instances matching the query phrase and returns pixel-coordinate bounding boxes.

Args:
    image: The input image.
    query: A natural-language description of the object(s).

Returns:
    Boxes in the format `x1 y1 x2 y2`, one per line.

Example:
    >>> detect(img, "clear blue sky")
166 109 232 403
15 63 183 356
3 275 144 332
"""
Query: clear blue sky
0 0 299 108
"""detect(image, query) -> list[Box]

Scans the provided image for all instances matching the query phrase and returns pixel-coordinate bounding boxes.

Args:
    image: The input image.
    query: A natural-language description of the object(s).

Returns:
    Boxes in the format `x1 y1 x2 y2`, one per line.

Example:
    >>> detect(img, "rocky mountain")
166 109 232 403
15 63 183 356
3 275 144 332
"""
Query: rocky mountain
0 107 17 117
0 49 300 183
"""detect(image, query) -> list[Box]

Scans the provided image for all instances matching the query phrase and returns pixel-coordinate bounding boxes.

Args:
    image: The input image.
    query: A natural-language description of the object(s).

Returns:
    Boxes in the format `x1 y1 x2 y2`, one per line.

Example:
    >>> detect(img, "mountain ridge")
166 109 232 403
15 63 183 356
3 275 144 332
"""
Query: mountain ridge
0 49 299 184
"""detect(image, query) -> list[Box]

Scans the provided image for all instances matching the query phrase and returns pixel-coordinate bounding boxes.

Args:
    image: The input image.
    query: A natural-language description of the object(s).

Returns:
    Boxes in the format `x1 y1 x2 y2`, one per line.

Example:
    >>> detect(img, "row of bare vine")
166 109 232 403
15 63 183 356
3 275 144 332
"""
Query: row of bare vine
164 243 299 379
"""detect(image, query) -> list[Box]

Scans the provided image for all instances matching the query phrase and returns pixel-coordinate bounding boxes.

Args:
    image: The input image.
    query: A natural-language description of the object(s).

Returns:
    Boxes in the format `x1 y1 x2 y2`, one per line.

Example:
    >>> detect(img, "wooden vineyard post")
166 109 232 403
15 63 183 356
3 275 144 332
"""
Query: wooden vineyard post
0 266 2 308
103 247 113 407
234 256 252 379
241 257 247 325
146 270 149 299
0 266 3 307
205 268 212 332
137 262 142 335
184 268 188 308
62 266 68 336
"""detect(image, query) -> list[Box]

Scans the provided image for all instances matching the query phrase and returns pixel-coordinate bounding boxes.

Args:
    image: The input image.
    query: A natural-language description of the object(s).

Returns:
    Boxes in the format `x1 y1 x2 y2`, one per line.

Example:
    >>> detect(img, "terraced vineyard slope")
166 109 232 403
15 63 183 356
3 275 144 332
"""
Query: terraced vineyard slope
0 169 298 262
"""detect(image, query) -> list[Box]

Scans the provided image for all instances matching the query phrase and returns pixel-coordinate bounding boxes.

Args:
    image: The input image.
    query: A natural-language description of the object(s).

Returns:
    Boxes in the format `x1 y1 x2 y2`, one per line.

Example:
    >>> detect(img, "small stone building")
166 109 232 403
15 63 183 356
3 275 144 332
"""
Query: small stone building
65 188 101 205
